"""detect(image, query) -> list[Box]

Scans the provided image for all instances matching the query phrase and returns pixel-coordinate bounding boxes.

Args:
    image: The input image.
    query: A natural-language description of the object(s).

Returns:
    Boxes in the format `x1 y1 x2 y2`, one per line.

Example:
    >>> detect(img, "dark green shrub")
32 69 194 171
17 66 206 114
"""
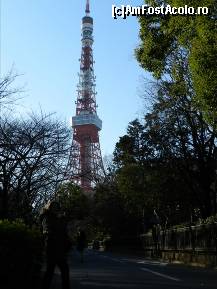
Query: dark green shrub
0 219 44 289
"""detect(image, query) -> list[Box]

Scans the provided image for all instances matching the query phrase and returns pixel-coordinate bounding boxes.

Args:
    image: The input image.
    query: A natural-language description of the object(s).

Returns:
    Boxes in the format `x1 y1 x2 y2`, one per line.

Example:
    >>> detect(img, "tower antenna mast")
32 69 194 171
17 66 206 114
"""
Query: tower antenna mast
85 0 90 15
67 0 104 193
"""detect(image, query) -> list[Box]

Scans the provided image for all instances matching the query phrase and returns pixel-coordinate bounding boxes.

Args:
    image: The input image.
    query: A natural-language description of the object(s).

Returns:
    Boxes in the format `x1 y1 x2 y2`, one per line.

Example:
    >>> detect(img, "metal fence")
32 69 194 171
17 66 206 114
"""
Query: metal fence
141 223 217 260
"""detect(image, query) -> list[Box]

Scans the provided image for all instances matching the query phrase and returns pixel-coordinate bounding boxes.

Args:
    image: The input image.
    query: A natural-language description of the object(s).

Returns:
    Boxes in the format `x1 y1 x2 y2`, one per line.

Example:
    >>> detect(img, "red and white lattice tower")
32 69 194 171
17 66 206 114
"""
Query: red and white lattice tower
67 0 104 192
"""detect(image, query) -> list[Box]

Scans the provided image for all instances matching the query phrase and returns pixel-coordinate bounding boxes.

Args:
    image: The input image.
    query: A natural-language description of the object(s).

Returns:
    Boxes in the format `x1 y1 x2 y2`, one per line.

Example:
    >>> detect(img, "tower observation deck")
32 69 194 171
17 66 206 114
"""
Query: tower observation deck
67 0 104 192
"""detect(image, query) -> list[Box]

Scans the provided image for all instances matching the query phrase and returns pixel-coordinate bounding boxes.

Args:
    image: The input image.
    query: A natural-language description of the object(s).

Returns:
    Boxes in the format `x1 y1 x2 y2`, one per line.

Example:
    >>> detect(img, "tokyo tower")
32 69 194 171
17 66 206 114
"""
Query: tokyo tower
67 0 104 192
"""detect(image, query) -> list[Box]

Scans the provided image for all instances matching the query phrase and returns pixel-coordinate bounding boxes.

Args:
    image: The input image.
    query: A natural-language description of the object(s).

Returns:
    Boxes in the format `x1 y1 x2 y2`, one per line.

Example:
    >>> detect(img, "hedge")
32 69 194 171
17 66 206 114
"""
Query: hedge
0 219 44 289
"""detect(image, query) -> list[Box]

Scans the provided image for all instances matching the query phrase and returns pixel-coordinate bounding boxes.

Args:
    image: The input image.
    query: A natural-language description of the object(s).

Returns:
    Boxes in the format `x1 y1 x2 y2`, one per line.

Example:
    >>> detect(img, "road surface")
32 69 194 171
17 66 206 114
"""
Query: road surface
46 249 217 289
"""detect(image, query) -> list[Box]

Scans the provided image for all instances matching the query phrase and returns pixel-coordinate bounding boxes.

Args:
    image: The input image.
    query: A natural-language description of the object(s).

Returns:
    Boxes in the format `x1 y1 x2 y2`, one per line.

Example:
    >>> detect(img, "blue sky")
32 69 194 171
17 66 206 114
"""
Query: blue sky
1 0 150 156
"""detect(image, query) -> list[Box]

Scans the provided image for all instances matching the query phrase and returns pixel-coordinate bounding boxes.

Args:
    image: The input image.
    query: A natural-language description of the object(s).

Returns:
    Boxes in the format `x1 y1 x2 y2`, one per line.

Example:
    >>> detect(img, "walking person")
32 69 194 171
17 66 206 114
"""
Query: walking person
40 200 71 289
76 228 87 263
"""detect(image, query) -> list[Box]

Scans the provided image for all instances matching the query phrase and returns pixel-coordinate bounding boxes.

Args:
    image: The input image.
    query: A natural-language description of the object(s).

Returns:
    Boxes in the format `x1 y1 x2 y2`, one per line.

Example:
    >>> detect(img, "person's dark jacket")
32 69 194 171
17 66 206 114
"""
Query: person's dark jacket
76 230 87 252
41 212 71 258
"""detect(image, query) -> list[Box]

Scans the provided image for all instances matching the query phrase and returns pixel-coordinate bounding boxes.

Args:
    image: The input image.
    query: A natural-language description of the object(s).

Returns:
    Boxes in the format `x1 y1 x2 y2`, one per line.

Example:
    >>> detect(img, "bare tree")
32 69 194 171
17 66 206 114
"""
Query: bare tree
0 111 71 222
0 69 23 112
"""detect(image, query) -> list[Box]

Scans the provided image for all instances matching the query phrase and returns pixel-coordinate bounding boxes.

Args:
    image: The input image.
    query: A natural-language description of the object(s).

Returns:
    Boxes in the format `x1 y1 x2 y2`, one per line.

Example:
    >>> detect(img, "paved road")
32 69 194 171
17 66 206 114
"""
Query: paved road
47 249 217 289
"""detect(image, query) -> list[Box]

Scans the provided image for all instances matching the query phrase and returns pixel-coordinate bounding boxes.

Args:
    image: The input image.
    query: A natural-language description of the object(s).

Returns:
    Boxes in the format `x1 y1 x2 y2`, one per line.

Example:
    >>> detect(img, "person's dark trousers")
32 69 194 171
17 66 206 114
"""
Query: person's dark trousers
42 256 70 289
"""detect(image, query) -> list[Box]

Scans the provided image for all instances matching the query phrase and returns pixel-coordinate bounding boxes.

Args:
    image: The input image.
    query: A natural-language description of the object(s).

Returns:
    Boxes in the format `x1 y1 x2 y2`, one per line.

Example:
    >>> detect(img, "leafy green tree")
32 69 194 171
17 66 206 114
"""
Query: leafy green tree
136 0 217 124
114 77 217 221
113 120 156 232
113 122 190 228
57 182 90 221
143 56 217 218
114 119 154 167
93 181 126 237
